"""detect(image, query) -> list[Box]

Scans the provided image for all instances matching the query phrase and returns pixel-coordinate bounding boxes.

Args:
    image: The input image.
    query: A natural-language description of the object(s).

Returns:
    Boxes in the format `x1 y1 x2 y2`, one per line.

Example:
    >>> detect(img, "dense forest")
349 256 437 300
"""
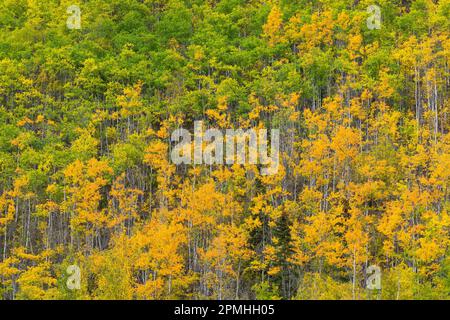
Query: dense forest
0 0 449 300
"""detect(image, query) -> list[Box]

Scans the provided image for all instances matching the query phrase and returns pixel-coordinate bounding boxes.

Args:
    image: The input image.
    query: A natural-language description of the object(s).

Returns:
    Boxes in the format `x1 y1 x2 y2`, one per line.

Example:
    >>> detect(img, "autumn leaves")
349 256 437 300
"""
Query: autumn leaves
0 0 449 300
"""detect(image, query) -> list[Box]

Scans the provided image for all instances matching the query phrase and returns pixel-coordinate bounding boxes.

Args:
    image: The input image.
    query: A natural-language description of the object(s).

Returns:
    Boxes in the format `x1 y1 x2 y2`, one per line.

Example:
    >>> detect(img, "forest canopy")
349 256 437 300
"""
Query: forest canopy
0 0 449 300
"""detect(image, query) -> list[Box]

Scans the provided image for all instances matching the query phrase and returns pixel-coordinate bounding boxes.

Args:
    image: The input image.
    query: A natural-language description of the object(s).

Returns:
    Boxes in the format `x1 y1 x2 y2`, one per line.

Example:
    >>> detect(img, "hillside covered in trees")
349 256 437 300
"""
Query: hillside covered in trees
0 0 449 300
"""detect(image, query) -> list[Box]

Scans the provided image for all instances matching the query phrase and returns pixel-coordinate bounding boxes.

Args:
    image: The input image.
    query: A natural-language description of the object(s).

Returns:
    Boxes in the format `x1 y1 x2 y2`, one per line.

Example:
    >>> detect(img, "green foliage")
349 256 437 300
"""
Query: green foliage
0 0 449 301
